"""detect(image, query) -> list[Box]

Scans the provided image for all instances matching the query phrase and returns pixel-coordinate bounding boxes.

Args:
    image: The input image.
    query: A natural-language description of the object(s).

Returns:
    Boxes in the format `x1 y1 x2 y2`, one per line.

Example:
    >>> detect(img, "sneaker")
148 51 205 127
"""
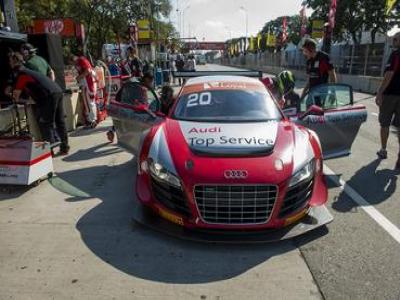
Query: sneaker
107 130 115 143
58 146 70 156
377 149 388 159
84 121 97 129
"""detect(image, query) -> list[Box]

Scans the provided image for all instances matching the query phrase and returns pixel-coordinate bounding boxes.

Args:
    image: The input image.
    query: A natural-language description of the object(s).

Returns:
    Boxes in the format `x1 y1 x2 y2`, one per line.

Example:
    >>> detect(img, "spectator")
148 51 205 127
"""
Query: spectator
106 56 120 76
141 71 154 89
375 32 400 168
300 38 337 100
9 52 69 155
20 43 55 81
118 58 132 78
170 53 177 84
175 54 185 86
72 54 98 128
127 46 143 78
185 54 196 72
277 70 300 109
160 85 175 115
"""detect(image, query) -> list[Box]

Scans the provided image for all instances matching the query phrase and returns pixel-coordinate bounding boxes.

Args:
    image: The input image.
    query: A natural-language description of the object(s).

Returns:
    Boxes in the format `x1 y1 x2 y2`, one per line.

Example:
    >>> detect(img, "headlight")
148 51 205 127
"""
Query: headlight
148 159 181 188
289 159 315 187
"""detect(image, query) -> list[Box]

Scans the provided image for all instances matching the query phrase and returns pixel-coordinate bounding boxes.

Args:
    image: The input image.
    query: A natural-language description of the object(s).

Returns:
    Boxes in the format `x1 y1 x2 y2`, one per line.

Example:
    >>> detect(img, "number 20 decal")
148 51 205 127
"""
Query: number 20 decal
187 92 212 107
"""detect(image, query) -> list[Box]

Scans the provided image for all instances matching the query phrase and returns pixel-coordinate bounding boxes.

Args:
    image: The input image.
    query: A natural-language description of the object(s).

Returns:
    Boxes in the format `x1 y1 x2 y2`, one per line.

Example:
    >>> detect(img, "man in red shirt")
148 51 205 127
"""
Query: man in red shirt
376 32 400 168
301 38 337 100
73 55 98 128
10 52 69 155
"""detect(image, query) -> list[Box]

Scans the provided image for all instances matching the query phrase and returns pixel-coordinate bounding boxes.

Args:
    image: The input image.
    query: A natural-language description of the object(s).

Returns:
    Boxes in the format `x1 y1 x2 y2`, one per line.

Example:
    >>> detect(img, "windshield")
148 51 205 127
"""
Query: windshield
173 89 282 122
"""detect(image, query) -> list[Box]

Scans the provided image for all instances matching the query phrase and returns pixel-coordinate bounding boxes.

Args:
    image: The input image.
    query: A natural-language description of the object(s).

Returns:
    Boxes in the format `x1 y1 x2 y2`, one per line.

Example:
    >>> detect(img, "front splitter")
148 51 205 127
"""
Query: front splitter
132 201 333 243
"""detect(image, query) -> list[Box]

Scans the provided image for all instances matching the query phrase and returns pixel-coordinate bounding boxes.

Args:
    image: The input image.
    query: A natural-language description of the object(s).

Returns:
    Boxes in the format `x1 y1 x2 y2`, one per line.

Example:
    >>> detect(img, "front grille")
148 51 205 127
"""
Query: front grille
151 177 192 218
279 178 314 218
194 185 278 225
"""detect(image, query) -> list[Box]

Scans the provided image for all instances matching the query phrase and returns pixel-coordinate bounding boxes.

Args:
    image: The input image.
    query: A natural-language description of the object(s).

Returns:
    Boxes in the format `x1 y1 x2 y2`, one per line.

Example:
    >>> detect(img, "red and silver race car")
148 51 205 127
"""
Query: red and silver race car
108 71 367 242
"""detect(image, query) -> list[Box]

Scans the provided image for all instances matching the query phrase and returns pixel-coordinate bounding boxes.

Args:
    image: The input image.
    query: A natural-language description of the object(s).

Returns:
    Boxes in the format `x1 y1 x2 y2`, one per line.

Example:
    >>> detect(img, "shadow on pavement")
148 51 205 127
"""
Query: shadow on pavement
0 185 34 201
332 159 397 213
69 126 110 138
50 159 327 284
62 142 123 163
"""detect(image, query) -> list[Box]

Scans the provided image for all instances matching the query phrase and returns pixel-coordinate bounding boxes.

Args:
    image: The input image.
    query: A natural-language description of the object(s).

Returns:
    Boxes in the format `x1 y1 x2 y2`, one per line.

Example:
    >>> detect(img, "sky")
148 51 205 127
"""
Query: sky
170 0 309 41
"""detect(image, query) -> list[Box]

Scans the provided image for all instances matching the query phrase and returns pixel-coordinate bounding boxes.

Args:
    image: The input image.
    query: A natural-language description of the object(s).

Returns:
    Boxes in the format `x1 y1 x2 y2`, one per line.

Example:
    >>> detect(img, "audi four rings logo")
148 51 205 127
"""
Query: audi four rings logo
224 170 248 179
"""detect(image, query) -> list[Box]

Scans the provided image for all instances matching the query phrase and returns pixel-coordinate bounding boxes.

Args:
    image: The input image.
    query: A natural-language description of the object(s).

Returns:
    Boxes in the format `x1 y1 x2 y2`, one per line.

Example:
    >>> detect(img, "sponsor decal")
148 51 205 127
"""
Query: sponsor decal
179 121 278 151
181 82 264 95
0 165 18 178
203 82 248 90
306 111 367 124
188 136 274 147
188 127 221 134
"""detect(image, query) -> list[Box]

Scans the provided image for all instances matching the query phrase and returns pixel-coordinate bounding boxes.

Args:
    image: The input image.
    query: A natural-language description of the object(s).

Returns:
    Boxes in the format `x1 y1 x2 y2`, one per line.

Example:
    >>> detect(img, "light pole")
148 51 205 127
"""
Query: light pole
176 0 181 38
182 4 190 38
239 6 248 52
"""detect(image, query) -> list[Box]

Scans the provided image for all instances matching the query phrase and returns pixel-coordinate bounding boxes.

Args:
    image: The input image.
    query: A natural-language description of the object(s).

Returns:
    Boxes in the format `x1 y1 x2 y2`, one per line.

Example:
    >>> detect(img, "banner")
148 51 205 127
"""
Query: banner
300 5 307 37
328 0 337 30
386 0 397 14
138 19 151 40
32 18 78 37
257 33 262 49
282 16 288 43
312 20 324 39
249 35 255 51
266 33 276 47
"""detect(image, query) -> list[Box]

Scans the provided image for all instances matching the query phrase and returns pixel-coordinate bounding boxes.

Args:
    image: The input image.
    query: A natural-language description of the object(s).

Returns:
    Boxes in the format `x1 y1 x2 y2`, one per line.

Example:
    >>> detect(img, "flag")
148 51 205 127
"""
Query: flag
300 4 307 36
386 0 397 14
257 33 262 49
249 35 255 51
328 0 337 30
312 20 324 39
282 16 288 43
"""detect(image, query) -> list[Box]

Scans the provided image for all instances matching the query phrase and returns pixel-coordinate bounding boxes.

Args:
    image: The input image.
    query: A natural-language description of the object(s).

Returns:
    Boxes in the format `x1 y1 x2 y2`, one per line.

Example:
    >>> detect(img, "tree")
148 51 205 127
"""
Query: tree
304 0 400 44
260 15 302 50
15 0 174 58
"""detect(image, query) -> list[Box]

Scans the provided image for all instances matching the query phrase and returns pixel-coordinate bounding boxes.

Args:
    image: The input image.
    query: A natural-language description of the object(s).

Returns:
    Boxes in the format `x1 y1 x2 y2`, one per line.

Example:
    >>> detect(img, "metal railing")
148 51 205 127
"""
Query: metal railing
224 42 392 78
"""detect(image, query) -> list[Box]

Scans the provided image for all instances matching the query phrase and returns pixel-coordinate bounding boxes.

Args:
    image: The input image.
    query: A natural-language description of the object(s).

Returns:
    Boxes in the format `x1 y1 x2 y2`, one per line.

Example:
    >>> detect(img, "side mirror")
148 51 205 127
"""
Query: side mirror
299 105 324 120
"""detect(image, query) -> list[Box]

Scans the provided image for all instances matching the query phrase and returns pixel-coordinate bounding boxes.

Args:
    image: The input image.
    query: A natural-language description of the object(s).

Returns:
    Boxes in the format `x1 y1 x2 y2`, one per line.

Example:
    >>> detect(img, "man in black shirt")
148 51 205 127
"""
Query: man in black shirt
301 38 337 100
376 32 400 167
175 54 185 86
9 52 69 155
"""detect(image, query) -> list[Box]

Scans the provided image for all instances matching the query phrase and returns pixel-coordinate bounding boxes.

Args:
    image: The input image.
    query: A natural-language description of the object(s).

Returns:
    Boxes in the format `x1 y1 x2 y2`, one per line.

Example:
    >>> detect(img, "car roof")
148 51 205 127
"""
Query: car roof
186 75 262 86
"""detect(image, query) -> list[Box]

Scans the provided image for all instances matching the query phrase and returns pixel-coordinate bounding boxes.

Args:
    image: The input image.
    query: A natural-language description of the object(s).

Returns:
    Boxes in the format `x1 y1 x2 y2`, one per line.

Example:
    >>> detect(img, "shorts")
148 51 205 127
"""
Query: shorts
379 95 400 127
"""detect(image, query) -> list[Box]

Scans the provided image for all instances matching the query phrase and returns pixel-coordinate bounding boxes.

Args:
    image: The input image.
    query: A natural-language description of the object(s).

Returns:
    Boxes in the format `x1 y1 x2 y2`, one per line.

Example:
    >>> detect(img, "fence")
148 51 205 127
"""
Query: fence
224 42 391 78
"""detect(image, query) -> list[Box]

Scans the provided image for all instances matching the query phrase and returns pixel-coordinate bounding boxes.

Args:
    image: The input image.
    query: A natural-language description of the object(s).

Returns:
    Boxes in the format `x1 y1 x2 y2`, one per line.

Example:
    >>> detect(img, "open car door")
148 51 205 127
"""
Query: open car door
293 84 367 159
108 81 163 155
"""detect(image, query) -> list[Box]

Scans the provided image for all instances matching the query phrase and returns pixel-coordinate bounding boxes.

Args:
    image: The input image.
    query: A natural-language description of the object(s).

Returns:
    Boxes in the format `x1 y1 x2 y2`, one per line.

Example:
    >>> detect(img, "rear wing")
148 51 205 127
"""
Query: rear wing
172 70 263 79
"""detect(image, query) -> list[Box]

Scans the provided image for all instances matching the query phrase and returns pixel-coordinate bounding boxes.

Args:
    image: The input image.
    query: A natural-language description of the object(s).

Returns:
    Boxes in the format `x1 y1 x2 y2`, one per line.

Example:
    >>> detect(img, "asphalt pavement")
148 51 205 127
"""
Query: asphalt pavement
0 64 399 299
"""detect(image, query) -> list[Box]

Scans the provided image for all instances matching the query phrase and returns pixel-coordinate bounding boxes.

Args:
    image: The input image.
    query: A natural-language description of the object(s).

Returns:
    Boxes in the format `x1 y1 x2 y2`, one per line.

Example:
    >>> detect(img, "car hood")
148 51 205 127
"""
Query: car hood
148 119 316 184
176 120 279 156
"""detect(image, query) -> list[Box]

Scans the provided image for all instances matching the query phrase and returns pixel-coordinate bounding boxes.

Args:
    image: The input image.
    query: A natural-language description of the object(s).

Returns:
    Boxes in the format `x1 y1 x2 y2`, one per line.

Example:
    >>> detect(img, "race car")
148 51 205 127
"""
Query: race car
108 71 367 242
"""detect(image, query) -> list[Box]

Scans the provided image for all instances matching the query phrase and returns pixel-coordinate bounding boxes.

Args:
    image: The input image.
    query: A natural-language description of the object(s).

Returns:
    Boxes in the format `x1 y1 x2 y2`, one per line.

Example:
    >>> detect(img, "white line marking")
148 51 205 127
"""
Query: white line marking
324 165 400 244
371 112 378 117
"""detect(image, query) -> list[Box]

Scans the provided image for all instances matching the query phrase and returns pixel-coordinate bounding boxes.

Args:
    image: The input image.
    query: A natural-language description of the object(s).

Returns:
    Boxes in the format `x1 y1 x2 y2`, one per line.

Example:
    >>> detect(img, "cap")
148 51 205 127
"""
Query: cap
21 43 37 54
